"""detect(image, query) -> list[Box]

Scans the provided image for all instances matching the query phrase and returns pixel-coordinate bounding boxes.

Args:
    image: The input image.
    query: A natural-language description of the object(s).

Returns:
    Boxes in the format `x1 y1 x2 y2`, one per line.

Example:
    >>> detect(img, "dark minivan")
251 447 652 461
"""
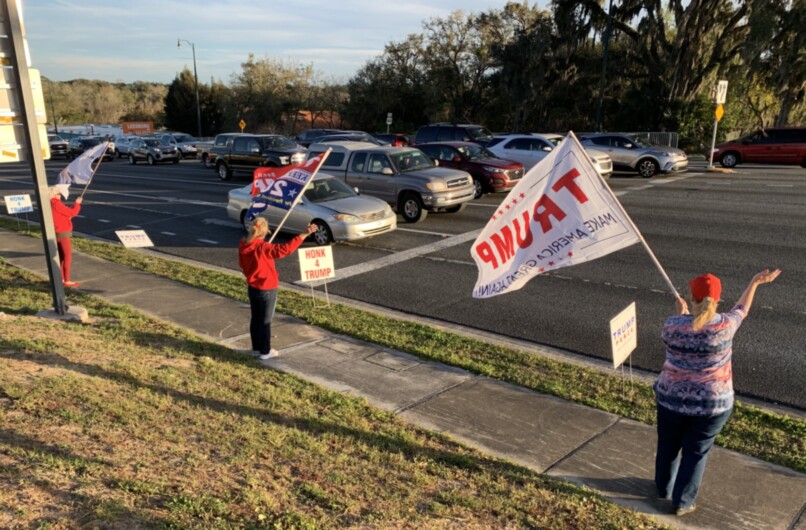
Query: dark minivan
712 127 806 168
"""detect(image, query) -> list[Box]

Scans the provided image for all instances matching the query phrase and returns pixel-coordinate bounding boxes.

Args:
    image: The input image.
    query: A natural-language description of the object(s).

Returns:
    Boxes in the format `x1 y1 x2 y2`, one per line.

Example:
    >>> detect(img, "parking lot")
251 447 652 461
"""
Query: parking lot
1 157 804 411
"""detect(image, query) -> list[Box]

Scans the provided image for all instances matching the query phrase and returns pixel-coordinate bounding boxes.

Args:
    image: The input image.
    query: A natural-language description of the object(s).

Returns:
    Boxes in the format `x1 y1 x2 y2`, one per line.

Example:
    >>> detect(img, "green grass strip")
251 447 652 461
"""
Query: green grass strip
2 218 804 474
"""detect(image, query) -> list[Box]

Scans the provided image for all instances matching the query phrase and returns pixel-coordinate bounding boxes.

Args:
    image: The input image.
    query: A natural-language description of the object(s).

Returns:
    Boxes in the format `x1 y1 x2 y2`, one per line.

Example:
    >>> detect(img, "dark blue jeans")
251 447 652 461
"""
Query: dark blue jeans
247 286 278 355
655 404 732 509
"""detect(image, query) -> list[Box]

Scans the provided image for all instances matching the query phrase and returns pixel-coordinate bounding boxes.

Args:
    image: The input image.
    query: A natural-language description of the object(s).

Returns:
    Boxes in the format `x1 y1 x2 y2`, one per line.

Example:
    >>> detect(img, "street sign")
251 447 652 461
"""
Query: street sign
386 112 393 125
122 121 153 135
715 104 724 122
715 80 728 105
239 119 246 132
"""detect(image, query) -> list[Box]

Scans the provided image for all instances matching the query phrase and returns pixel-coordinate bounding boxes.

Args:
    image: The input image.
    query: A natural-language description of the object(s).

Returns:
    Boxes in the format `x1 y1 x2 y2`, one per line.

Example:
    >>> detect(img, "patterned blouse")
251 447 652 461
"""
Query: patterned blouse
655 305 747 416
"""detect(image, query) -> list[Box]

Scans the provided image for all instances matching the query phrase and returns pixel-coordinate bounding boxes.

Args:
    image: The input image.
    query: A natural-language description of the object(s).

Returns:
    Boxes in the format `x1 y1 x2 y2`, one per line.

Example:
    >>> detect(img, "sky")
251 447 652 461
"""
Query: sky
24 0 524 85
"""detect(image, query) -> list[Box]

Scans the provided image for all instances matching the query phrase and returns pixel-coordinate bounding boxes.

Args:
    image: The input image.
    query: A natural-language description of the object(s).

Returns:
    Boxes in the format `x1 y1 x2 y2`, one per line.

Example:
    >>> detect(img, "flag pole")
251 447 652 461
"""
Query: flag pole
267 148 332 244
567 132 680 298
79 142 111 200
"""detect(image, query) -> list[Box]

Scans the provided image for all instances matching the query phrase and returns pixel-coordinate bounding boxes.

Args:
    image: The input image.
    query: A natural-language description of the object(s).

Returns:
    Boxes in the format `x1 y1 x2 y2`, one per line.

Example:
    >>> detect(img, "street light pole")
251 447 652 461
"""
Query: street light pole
177 38 202 138
594 0 615 132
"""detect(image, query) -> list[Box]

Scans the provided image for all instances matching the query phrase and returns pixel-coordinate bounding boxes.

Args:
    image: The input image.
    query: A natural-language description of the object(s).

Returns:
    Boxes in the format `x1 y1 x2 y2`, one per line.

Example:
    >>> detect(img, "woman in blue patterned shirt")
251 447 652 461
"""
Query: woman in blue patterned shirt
654 269 781 516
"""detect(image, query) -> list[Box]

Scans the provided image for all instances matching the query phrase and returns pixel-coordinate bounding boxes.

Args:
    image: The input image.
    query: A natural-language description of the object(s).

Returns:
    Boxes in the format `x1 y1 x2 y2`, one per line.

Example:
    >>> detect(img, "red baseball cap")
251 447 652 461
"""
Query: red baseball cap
689 273 722 302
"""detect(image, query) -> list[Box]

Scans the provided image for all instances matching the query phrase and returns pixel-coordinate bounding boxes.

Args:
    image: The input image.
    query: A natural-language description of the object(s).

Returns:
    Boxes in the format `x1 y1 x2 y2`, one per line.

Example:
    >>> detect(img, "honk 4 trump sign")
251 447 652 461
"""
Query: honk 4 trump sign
471 132 640 298
298 246 334 283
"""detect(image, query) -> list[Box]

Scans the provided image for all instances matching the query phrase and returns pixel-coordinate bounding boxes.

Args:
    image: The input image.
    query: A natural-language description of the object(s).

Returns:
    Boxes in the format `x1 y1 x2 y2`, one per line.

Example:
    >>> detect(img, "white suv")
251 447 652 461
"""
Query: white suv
579 133 687 177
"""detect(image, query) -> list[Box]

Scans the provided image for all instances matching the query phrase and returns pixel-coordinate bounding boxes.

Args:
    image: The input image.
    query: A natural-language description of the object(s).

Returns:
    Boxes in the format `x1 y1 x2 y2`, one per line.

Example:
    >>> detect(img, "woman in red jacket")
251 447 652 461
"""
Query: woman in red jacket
50 187 83 288
239 217 316 360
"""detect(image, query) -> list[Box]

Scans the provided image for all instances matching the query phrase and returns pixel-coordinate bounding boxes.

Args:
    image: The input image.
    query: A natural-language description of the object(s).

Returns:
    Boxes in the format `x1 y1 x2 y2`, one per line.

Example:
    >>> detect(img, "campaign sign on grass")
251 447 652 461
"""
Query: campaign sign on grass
4 194 33 214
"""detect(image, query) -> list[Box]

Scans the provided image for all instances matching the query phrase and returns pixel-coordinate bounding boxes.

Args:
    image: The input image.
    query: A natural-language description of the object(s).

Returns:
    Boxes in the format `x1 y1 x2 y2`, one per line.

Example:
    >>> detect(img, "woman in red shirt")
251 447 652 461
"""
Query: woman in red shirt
50 187 83 288
238 217 316 360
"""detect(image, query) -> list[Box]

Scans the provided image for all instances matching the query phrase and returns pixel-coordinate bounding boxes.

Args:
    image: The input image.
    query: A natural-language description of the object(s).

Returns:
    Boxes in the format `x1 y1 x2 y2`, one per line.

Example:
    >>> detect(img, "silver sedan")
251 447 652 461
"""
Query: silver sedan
226 173 397 246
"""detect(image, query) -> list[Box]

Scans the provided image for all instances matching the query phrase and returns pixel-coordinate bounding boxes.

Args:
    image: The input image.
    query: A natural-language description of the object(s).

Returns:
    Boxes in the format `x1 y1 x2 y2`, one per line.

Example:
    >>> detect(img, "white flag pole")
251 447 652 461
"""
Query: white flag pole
567 132 680 298
79 142 111 200
267 148 332 244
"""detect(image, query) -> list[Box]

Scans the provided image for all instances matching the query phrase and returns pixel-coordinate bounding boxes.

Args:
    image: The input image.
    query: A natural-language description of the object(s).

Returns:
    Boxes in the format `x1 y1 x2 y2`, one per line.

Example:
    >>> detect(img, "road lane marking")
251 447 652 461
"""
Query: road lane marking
202 218 243 230
98 219 110 223
126 225 141 229
197 239 219 245
294 228 482 286
161 231 176 236
395 227 454 237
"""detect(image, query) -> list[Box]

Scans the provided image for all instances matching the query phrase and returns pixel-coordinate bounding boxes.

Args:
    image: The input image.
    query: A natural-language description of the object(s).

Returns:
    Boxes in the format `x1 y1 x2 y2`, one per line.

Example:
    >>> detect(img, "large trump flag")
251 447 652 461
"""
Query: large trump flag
471 132 641 298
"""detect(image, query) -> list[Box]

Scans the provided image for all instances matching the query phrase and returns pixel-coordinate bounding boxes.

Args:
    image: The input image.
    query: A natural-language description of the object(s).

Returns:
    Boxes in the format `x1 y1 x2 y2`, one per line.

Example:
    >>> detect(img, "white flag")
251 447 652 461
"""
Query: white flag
58 142 109 186
471 132 641 298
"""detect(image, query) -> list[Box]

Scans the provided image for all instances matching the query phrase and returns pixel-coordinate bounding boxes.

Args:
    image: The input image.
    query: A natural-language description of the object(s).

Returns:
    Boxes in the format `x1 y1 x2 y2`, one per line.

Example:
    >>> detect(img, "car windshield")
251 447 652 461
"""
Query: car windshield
80 138 101 147
144 139 161 147
390 150 434 172
48 135 63 142
174 134 194 143
544 136 563 147
467 127 494 140
304 177 356 203
259 136 296 149
457 144 496 161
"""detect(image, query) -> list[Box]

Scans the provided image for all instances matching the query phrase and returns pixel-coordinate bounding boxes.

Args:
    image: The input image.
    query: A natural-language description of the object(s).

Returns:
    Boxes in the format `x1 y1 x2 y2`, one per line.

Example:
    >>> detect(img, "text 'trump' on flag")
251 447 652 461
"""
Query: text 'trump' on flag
470 132 641 299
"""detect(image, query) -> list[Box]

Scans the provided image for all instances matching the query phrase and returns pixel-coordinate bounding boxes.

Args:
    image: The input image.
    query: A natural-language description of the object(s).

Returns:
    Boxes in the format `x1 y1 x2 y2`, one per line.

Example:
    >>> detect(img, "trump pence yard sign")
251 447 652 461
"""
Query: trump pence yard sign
610 302 637 369
298 246 334 283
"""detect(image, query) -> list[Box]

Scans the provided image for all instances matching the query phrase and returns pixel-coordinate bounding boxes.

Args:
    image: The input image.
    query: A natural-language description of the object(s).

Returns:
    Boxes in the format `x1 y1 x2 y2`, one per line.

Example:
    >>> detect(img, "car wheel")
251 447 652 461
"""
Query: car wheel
473 179 484 199
128 154 136 165
147 155 155 166
176 152 183 160
239 210 250 231
217 162 232 181
445 203 467 214
399 193 427 223
720 152 739 168
310 221 333 246
202 154 210 168
637 159 658 178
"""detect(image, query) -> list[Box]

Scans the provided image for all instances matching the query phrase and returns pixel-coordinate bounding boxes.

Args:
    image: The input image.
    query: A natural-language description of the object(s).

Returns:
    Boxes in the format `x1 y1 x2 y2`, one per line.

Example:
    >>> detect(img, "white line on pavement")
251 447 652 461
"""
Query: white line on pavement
395 227 454 237
294 229 482 286
202 218 244 230
126 225 141 229
98 219 110 223
197 238 219 245
161 231 176 236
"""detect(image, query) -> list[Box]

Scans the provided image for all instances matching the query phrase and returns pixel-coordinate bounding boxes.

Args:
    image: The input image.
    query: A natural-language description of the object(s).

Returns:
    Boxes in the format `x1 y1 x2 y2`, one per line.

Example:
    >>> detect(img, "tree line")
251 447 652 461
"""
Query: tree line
44 0 804 151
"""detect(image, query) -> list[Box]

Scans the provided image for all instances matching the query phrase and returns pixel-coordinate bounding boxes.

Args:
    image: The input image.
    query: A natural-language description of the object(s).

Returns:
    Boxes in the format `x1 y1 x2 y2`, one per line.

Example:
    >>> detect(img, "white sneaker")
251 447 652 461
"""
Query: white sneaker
258 349 279 360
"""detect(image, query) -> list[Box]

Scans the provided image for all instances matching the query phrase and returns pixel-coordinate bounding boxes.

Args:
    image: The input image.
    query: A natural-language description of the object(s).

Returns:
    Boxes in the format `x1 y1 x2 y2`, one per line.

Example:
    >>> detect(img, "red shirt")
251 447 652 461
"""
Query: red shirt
50 197 81 234
238 235 306 290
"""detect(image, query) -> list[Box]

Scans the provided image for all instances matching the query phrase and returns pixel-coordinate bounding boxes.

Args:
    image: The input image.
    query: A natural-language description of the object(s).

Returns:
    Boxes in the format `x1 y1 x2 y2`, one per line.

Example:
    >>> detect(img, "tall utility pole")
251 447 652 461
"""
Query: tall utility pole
177 38 202 138
47 79 58 134
594 0 615 132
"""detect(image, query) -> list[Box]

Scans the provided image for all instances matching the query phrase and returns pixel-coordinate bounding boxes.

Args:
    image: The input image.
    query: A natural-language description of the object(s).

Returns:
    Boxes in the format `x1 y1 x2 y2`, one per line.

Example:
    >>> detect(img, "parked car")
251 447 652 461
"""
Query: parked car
47 134 68 159
66 136 115 161
316 132 386 145
538 133 613 179
295 128 343 147
127 137 180 165
197 132 243 168
710 127 806 168
375 133 412 147
157 132 199 159
485 134 556 170
578 133 687 177
112 136 138 158
227 172 397 245
212 134 307 181
416 141 525 198
414 123 494 146
306 141 475 223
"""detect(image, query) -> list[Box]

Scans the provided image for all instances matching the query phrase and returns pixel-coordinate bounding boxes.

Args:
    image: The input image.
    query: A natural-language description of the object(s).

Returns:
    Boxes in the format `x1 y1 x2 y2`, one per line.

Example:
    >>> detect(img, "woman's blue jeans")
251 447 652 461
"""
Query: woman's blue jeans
655 404 732 509
247 286 278 355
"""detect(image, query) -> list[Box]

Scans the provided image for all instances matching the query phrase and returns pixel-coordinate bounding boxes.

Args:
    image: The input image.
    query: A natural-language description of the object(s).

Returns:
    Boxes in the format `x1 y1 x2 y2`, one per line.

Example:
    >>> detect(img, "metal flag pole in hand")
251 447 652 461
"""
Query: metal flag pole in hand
267 148 332 244
79 142 111 200
567 132 681 299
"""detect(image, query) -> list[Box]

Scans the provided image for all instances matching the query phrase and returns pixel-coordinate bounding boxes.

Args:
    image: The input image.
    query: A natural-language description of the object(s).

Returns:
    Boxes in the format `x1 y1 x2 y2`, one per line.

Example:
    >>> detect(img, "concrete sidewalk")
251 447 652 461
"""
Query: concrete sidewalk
2 229 804 530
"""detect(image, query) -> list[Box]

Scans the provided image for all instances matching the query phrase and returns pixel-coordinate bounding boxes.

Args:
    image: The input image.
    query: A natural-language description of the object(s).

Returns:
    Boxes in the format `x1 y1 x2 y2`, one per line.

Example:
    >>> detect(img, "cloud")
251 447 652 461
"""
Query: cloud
25 0 521 83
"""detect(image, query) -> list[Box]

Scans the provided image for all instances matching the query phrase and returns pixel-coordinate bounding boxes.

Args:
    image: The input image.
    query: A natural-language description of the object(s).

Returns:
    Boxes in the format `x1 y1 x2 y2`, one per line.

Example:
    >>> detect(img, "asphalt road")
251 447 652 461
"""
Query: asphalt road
1 156 804 410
